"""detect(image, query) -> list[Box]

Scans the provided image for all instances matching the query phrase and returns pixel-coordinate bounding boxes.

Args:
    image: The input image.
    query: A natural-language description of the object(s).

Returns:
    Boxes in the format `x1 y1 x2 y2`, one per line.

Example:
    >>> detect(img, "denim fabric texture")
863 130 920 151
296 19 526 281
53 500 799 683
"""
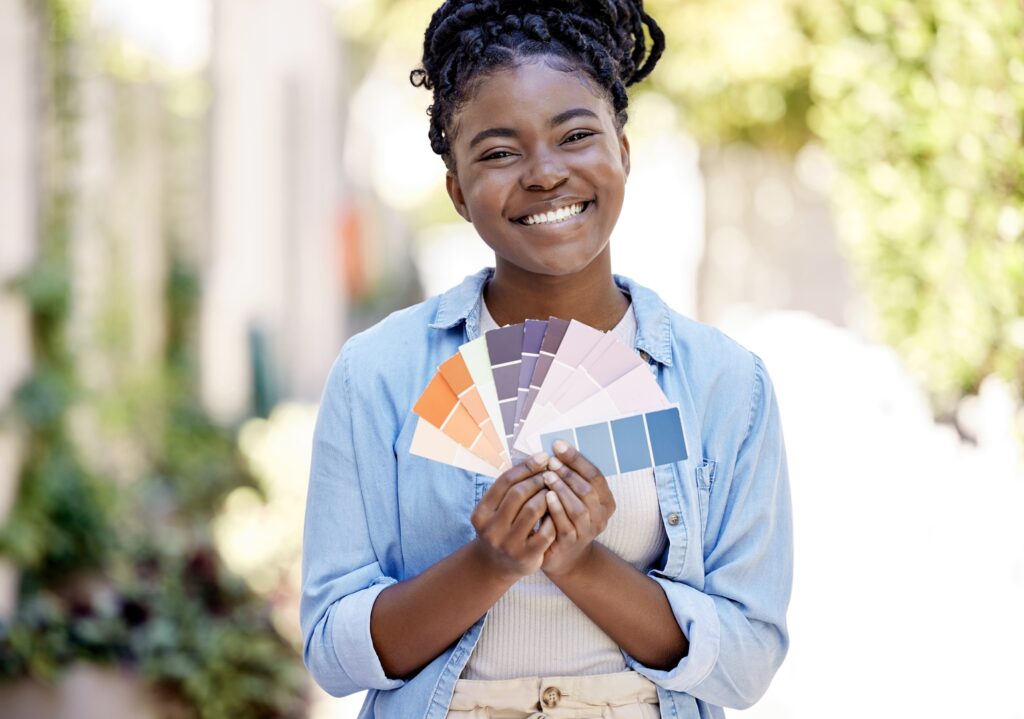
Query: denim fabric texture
300 267 793 719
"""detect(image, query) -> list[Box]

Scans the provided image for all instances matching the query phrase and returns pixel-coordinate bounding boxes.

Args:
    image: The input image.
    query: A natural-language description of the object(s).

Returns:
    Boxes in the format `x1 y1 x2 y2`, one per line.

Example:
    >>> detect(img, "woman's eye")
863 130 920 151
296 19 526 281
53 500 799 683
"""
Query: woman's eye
564 131 595 144
481 150 513 161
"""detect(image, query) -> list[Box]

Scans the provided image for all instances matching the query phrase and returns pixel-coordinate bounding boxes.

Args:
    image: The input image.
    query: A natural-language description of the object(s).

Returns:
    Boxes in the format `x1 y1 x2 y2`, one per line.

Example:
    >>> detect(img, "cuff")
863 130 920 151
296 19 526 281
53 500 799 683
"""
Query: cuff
623 574 721 693
332 576 407 690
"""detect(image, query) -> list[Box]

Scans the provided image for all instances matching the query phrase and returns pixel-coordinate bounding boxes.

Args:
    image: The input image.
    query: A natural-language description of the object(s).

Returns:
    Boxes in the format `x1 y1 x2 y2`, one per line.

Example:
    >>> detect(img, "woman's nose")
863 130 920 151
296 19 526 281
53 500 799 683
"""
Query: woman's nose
521 149 568 192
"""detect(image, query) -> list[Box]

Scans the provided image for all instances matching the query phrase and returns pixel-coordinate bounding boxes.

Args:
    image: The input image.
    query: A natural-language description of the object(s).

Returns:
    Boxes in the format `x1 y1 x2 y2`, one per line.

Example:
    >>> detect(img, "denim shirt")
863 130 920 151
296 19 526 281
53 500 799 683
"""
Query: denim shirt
300 267 793 719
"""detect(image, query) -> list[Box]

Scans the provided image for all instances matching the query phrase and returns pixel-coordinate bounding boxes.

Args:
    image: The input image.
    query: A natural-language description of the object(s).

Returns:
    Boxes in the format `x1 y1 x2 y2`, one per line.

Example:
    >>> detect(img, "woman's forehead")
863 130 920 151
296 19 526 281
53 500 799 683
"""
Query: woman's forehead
453 61 613 132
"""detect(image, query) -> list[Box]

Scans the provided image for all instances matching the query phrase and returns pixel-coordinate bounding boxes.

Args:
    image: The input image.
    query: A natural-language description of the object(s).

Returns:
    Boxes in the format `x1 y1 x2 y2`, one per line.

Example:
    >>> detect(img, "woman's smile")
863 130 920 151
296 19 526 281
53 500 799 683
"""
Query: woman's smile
512 200 595 227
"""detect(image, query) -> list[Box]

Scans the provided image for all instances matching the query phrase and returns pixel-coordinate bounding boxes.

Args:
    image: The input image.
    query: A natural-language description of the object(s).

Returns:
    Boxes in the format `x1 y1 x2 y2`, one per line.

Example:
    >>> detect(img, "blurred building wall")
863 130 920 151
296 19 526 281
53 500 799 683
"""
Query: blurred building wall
698 143 861 329
203 0 345 422
0 0 37 620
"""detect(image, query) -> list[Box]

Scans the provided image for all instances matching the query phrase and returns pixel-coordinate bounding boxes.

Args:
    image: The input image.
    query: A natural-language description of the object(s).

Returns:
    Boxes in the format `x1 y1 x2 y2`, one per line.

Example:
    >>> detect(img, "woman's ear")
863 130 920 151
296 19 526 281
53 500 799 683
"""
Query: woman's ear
445 170 471 222
619 132 631 181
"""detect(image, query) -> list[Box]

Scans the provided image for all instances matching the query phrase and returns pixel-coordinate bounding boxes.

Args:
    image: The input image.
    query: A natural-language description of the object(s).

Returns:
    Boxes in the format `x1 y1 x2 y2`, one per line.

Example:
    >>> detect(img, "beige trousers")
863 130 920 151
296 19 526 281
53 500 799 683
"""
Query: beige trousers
445 670 660 719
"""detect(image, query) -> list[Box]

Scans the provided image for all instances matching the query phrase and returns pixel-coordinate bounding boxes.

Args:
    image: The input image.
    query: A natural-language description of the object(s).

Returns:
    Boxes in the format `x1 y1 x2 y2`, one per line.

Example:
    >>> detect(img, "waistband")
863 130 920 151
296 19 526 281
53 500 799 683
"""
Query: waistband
449 669 658 713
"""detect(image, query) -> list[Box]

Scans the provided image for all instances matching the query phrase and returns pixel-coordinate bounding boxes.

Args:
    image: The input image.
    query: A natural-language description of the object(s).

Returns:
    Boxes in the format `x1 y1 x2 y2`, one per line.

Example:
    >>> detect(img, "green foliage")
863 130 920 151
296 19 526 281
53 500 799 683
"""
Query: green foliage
643 0 1024 413
803 0 1024 409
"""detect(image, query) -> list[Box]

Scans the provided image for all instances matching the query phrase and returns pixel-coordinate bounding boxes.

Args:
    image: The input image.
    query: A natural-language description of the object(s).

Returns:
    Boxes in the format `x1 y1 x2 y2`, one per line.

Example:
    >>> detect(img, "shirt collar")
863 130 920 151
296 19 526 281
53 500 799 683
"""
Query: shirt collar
429 266 674 367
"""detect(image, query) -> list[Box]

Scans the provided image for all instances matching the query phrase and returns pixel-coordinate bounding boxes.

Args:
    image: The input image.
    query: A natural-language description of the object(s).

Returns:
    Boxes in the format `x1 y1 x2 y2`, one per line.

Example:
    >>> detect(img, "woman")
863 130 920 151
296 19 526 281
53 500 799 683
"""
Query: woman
300 1 793 717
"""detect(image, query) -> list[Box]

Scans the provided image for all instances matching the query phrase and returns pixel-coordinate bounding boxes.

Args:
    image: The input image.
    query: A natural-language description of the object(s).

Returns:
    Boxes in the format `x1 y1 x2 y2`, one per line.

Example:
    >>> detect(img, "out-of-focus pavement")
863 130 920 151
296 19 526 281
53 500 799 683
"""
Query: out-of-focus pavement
307 310 1024 719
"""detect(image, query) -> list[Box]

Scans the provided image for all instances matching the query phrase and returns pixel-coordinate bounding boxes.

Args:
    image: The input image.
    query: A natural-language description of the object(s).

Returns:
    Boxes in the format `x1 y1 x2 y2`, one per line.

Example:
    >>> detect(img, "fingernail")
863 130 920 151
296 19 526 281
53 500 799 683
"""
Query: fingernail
543 471 558 486
547 456 563 470
553 440 569 453
532 451 549 465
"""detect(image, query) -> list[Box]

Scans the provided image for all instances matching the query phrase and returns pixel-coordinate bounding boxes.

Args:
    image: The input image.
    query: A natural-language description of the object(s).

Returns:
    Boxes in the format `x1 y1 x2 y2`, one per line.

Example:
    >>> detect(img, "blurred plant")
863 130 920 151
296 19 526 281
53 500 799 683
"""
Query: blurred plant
0 1 307 716
802 0 1024 416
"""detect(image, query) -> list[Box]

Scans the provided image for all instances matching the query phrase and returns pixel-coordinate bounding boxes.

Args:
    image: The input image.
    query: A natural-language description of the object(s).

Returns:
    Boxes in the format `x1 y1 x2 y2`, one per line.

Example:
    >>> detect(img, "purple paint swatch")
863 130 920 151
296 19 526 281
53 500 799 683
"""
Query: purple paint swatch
485 323 525 439
512 319 548 434
513 317 570 444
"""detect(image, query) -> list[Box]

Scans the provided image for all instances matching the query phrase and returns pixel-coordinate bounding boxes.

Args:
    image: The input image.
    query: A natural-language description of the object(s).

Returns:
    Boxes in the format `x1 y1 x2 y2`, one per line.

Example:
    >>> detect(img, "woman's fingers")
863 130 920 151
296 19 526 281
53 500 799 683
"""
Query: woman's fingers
525 515 556 552
542 471 589 530
509 489 551 540
543 488 578 540
549 443 615 514
477 451 549 515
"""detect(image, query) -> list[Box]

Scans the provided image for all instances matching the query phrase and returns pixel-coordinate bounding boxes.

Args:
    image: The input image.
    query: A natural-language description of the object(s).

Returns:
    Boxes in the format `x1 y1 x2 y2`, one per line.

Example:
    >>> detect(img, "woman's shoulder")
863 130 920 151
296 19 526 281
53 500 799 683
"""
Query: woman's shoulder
341 294 444 363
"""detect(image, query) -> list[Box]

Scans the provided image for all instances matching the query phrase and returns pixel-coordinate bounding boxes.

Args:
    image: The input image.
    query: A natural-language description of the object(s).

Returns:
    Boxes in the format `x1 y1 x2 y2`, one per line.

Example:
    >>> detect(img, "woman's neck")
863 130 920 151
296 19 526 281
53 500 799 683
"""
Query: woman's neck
483 253 630 331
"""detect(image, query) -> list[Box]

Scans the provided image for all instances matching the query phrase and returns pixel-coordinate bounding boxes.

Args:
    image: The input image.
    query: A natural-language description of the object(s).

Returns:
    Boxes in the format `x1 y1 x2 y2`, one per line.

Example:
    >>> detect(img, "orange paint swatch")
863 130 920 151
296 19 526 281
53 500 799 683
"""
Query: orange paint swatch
439 354 510 470
413 373 505 470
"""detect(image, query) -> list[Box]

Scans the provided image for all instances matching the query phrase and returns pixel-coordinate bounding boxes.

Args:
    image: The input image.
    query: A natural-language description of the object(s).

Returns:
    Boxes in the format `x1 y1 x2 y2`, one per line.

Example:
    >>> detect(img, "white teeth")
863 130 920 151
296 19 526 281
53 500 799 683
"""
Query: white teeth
522 202 586 226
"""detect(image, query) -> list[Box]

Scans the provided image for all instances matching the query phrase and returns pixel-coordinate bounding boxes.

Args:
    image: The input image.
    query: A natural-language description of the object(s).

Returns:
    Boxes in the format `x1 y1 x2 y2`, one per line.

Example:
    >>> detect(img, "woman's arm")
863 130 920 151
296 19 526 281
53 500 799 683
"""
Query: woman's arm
371 453 556 679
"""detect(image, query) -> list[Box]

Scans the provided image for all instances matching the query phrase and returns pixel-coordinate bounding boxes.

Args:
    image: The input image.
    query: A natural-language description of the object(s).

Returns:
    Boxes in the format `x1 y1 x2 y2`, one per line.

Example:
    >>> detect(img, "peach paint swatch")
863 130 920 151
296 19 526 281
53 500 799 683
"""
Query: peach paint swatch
438 353 511 472
409 417 501 476
413 373 505 471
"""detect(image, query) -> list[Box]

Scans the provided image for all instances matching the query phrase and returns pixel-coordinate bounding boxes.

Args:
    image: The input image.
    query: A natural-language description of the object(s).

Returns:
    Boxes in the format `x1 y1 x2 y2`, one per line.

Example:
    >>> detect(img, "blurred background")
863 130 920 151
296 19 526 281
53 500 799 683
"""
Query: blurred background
1 0 1022 717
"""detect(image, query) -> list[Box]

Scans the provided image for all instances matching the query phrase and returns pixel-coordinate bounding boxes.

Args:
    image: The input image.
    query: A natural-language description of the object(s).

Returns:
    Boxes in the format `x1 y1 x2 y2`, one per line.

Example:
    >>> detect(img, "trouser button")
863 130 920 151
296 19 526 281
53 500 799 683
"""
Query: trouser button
541 686 561 708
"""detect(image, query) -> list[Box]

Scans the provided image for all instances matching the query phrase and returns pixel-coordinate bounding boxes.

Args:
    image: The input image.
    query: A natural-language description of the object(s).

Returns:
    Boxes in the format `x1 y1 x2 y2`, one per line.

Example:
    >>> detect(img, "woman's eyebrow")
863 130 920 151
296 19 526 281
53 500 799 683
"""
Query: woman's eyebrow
467 108 600 149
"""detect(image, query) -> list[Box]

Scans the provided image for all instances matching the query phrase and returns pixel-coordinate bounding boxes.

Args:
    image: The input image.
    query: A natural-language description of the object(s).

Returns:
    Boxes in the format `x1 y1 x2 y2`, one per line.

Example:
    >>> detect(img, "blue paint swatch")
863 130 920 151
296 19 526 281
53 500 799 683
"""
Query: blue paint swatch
610 415 651 472
540 428 577 455
645 407 687 463
575 422 617 477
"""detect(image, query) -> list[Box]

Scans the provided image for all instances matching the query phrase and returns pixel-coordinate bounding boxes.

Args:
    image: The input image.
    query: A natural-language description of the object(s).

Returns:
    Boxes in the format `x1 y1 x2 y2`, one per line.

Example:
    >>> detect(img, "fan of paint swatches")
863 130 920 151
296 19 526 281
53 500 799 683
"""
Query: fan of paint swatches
410 316 684 478
412 373 507 472
536 406 688 478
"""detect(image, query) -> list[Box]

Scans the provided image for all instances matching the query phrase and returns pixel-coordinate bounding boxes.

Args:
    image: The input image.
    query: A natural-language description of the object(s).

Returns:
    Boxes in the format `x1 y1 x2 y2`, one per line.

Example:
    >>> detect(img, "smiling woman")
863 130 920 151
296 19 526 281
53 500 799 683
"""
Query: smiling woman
300 2 793 718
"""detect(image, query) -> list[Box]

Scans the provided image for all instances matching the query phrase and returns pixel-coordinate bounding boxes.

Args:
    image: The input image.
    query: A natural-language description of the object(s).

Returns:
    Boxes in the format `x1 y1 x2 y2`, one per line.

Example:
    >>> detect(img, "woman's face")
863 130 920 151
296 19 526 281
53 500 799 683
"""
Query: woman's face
445 59 630 278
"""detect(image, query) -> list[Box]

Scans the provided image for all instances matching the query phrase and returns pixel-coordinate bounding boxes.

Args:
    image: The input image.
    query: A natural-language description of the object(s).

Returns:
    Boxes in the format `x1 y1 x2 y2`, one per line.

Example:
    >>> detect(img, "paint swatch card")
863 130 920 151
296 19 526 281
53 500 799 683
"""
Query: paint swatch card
410 419 503 476
412 373 506 471
538 406 688 478
485 323 525 447
438 352 511 471
511 319 547 436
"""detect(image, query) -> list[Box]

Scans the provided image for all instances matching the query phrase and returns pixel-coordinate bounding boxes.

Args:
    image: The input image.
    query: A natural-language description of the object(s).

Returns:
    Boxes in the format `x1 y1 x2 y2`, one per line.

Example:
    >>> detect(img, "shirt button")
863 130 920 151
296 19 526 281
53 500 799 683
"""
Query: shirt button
667 512 681 526
541 686 561 708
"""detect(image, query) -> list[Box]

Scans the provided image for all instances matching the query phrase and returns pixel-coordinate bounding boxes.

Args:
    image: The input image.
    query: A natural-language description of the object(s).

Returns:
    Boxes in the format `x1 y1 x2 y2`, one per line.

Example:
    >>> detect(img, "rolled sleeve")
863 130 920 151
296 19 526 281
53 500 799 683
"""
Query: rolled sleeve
628 354 792 709
300 340 406 697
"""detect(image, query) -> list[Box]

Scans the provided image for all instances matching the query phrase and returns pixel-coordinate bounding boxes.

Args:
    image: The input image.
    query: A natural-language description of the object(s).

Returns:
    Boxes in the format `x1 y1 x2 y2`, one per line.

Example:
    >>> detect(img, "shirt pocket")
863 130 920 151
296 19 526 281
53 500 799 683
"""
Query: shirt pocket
696 458 717 539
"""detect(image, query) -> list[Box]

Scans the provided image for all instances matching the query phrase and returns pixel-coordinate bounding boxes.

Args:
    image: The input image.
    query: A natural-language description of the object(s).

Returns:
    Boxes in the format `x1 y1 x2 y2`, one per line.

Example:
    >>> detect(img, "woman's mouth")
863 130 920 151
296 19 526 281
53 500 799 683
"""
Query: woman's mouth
512 200 593 226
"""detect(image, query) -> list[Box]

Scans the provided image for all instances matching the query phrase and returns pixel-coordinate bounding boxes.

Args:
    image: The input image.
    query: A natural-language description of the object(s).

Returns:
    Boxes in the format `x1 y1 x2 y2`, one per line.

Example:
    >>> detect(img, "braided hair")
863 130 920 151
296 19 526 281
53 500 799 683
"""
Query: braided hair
410 0 665 168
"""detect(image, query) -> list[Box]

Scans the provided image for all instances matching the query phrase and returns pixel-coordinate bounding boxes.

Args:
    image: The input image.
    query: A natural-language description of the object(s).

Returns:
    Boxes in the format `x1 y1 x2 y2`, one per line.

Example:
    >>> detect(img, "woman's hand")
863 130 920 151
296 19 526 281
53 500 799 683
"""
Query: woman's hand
540 440 617 578
470 452 557 580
